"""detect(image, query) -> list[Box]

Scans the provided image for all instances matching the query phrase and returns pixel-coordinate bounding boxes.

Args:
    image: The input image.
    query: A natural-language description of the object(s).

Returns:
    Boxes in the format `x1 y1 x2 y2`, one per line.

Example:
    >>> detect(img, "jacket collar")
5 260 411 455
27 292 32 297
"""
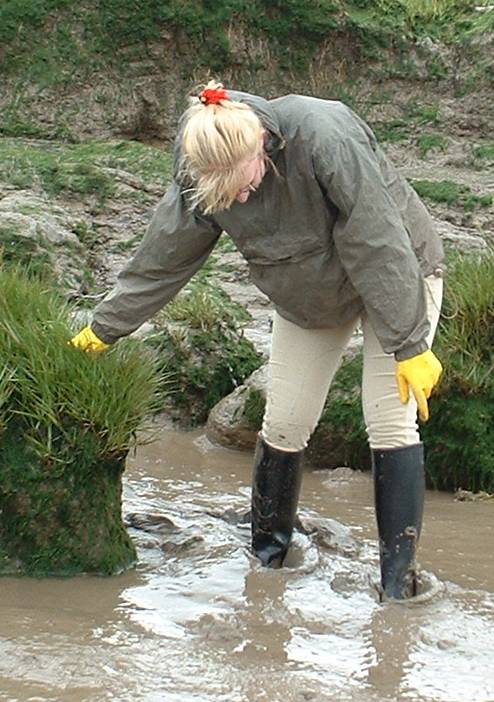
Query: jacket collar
227 90 285 157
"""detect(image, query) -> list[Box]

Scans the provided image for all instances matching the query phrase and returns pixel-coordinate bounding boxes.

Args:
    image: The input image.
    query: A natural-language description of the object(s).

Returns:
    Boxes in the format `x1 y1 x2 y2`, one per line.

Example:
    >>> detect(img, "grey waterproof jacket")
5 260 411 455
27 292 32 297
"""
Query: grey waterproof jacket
91 91 445 360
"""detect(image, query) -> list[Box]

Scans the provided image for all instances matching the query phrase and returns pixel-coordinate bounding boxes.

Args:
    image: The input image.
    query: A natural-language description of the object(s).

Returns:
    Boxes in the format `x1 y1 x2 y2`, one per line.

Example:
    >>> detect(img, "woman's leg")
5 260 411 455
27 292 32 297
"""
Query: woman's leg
252 312 358 566
361 275 443 598
362 275 443 448
262 312 358 451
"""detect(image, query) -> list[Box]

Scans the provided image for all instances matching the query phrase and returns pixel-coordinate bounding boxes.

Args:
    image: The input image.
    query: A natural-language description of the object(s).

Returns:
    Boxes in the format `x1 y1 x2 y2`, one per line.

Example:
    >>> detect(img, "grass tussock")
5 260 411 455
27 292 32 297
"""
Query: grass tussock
0 265 165 575
0 265 163 460
421 250 494 492
146 278 262 425
434 251 494 390
410 179 493 211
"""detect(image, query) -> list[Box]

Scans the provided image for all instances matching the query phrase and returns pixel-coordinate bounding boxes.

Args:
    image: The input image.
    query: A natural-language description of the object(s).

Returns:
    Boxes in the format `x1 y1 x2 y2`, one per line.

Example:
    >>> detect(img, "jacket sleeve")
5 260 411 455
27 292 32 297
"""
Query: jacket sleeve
313 134 430 361
91 181 222 344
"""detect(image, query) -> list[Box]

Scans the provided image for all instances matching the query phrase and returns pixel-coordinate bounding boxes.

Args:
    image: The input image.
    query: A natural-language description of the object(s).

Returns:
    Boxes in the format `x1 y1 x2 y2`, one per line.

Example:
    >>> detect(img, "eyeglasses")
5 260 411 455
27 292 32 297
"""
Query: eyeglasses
236 152 264 198
237 182 258 197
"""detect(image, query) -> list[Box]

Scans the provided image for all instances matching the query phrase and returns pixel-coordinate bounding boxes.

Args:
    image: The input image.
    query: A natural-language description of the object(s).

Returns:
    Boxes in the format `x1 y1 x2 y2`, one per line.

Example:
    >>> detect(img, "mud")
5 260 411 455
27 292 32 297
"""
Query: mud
1 422 493 702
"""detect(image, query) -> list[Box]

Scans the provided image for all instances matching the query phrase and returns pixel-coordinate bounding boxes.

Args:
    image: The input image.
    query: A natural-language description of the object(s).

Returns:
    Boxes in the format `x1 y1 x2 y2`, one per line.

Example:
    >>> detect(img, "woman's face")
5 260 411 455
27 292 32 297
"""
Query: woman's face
235 134 267 204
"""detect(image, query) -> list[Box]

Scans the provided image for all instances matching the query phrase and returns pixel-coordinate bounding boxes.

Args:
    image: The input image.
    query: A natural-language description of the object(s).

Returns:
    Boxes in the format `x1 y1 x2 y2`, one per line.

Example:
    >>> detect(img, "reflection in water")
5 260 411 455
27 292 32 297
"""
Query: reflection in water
366 600 420 698
0 424 493 702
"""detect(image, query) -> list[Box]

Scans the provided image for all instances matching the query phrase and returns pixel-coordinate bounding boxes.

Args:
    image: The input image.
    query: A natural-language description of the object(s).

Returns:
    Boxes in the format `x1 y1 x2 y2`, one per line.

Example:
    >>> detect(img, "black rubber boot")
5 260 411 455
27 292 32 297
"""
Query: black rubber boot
251 436 304 568
372 443 425 600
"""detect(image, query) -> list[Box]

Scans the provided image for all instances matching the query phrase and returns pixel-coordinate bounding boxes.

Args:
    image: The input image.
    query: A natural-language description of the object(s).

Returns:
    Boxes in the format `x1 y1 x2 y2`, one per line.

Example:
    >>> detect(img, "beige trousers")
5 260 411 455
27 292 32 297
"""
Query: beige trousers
262 276 443 452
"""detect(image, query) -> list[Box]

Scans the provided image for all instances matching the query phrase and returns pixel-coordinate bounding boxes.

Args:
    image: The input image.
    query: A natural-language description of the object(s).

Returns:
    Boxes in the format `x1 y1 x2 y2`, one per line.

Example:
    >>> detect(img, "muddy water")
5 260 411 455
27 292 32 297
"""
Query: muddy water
1 423 494 702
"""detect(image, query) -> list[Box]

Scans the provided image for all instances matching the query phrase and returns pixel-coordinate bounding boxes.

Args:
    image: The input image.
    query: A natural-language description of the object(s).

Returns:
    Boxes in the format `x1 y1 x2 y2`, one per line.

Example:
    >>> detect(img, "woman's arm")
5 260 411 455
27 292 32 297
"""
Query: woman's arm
90 181 221 344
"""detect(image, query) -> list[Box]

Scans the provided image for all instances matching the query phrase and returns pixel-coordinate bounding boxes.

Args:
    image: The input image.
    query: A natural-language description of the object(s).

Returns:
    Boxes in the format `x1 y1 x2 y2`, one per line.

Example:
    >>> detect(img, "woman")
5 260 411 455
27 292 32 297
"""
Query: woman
72 81 444 600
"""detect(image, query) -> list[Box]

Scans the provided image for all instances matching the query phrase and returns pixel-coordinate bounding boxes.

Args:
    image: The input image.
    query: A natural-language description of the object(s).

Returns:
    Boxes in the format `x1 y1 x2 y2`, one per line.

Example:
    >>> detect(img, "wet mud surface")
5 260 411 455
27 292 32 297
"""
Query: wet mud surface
1 424 493 702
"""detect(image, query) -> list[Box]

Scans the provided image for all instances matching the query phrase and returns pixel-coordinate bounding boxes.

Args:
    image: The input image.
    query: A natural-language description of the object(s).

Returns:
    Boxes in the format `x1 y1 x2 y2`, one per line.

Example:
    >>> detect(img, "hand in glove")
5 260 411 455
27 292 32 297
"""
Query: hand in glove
396 349 443 422
70 325 110 353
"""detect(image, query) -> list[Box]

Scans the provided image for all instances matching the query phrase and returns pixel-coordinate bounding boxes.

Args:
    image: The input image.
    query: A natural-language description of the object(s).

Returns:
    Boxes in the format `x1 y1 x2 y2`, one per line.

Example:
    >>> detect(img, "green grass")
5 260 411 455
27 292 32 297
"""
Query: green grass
421 250 494 491
411 179 462 205
473 143 494 161
0 0 482 89
0 265 166 575
0 137 173 202
0 265 163 458
434 251 494 391
406 102 442 125
374 119 411 143
242 388 265 428
416 133 449 157
374 104 444 145
147 277 262 425
0 225 54 279
410 178 493 210
163 279 251 331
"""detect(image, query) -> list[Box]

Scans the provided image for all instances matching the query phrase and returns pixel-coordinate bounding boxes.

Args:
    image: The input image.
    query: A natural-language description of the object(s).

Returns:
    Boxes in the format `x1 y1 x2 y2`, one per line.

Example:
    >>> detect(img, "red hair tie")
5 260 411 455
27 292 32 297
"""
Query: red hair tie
199 87 230 106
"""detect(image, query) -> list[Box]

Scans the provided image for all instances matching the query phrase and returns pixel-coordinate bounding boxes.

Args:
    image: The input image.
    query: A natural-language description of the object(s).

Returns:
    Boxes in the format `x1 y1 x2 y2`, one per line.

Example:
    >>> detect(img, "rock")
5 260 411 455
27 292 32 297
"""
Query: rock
434 218 489 251
455 489 494 502
298 514 361 558
0 191 88 293
206 365 268 450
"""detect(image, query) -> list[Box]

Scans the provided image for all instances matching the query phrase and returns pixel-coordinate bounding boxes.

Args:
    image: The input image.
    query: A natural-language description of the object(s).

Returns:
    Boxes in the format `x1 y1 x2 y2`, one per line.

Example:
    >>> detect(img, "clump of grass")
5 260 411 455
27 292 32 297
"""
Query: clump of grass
242 388 266 429
146 279 262 425
402 0 465 23
411 179 462 205
374 104 444 145
473 143 494 162
0 226 54 280
374 119 410 143
421 250 494 491
467 3 494 35
410 178 493 211
164 279 250 331
406 103 441 125
432 251 494 391
0 266 162 458
462 193 493 211
416 133 449 157
0 265 164 575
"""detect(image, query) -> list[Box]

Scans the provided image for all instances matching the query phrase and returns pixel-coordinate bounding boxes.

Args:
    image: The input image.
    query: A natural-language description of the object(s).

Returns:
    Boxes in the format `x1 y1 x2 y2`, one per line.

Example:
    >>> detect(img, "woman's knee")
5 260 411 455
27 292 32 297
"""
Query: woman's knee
261 418 313 452
364 399 420 449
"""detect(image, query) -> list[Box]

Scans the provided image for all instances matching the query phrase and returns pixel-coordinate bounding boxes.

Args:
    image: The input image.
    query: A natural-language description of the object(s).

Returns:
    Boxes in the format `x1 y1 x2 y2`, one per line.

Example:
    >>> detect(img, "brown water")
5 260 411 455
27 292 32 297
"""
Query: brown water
1 423 494 702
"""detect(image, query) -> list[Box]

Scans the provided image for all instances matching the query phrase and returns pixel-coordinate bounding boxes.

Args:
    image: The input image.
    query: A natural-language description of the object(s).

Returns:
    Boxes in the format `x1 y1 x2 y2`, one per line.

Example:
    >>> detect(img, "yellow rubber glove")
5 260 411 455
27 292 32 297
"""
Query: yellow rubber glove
70 325 110 353
396 349 443 422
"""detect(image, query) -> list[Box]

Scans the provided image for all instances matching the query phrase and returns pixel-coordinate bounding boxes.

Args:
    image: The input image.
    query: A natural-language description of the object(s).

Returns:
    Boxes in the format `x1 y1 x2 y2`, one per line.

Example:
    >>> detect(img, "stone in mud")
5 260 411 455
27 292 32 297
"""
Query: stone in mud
125 511 205 556
206 365 268 450
298 515 362 559
125 511 178 533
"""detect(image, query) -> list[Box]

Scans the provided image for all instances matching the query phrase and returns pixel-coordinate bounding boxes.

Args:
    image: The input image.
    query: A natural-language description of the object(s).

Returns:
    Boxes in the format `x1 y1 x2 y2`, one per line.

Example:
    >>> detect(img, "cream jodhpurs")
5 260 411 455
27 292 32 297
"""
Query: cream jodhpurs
262 276 443 452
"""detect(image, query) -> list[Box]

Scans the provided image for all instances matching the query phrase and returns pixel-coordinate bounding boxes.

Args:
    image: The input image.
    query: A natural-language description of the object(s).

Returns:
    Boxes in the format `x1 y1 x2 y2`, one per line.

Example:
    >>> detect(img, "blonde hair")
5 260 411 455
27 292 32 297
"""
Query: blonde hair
181 81 264 214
